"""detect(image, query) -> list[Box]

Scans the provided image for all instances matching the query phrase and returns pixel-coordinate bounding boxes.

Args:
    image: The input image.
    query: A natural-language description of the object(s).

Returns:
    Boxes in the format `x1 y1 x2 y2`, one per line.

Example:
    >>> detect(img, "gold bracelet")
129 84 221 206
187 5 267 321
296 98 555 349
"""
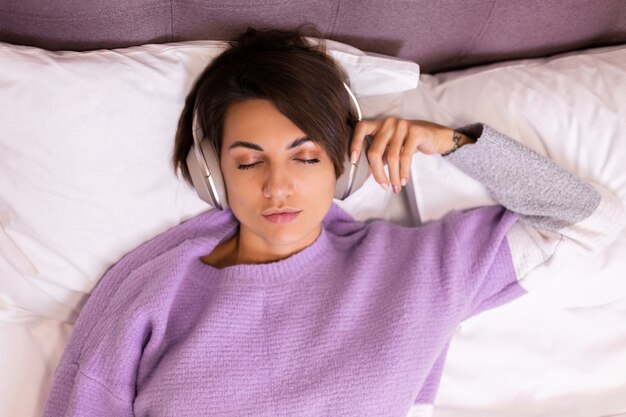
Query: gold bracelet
441 130 462 156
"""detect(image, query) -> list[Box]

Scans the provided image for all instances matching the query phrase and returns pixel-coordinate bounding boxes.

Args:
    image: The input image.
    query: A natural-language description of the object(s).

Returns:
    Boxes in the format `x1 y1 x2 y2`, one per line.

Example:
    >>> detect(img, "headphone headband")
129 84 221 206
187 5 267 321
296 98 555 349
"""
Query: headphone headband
342 82 362 121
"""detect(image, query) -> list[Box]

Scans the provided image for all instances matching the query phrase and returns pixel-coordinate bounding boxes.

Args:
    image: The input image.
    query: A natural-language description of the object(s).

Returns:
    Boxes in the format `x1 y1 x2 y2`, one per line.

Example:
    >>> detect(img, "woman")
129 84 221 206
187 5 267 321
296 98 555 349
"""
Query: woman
42 27 625 417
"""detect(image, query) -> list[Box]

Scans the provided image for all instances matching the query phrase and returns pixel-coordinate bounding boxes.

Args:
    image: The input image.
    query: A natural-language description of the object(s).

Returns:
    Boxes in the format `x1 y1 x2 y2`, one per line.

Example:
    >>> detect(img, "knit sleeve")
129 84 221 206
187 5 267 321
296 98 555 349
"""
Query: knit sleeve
440 205 524 319
443 123 626 313
41 255 150 416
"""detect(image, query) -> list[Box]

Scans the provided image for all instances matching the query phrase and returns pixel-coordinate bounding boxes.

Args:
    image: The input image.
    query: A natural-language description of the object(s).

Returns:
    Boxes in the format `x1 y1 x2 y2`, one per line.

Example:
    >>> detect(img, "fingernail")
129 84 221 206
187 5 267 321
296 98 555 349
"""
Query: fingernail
400 178 407 186
381 182 389 190
393 185 400 193
350 150 358 164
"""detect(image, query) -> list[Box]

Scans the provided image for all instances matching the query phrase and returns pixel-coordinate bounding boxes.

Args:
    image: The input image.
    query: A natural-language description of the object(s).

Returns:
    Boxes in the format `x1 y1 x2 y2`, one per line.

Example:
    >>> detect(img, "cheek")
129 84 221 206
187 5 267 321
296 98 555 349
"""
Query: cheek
221 170 255 207
311 163 338 194
300 161 336 192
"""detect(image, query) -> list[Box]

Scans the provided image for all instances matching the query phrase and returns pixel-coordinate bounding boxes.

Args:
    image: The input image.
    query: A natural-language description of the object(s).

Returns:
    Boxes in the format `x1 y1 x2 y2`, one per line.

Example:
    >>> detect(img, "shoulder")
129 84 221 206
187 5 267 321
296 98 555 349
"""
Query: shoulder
323 202 430 251
324 203 516 250
88 208 236 304
112 208 235 274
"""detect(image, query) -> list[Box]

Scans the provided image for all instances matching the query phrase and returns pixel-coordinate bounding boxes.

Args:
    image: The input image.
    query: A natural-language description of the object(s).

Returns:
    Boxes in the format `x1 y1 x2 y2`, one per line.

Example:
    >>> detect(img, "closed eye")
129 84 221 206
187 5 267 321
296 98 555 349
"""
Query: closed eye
237 162 260 170
297 158 320 165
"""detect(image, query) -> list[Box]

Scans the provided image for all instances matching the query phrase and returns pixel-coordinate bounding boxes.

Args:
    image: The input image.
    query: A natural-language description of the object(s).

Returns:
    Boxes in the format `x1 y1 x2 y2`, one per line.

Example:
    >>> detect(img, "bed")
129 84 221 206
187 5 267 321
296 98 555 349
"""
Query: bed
1 1 625 416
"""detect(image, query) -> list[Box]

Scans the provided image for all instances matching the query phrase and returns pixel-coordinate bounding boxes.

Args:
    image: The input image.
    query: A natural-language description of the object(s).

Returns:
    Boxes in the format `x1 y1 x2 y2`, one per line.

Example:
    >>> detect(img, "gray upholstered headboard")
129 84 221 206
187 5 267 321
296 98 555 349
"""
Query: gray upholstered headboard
1 0 624 73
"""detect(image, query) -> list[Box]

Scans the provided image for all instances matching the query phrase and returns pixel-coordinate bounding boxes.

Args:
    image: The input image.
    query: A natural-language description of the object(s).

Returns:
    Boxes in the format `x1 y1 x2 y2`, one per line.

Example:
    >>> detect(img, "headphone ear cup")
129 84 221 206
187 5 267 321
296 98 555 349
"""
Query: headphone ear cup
186 139 229 210
334 135 372 200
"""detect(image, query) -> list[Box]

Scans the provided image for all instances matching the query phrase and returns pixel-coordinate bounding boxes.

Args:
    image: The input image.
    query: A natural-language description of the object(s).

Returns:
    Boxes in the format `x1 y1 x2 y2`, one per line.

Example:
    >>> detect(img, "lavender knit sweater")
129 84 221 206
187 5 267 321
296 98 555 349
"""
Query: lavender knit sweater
42 124 625 417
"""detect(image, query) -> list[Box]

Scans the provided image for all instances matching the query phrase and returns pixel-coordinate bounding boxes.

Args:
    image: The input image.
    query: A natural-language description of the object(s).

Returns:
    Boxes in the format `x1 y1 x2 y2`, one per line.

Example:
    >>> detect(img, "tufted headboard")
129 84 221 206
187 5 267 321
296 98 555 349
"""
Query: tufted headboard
1 0 624 73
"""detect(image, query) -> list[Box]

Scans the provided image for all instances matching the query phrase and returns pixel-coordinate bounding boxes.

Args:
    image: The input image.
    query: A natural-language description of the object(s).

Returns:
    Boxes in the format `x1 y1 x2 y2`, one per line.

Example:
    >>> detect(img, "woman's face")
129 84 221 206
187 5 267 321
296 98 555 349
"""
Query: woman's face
219 99 336 259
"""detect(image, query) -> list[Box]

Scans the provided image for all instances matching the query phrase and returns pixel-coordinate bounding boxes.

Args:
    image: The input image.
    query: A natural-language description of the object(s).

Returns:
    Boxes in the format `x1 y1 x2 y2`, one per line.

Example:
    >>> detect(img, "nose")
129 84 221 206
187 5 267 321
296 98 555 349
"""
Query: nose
262 164 295 199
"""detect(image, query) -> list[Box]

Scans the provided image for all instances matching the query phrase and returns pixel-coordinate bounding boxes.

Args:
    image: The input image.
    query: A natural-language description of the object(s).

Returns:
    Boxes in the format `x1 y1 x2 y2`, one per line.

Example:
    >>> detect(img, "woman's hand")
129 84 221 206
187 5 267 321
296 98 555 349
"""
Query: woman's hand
350 117 474 193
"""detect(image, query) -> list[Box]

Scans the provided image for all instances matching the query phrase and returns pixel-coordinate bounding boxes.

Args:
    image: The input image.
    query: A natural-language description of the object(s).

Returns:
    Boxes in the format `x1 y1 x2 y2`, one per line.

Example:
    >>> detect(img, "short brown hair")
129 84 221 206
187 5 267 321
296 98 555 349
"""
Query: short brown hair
171 25 357 185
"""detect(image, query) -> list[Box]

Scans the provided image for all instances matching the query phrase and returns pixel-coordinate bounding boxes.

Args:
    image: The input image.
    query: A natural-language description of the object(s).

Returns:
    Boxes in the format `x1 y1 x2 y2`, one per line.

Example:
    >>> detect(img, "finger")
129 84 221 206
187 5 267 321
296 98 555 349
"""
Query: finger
350 120 378 164
367 118 397 188
399 132 419 186
386 119 408 191
367 143 388 189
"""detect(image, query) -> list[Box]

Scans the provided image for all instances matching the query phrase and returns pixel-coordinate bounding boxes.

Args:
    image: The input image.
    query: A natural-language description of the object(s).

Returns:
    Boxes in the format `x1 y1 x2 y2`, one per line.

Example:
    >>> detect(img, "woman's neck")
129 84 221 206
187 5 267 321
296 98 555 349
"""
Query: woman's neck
201 223 322 268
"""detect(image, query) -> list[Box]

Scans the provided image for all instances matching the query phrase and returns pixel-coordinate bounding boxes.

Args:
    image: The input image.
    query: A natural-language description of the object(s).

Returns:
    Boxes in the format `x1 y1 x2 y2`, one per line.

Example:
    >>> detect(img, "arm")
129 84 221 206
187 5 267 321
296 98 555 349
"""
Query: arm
41 202 210 416
441 123 626 292
42 260 147 416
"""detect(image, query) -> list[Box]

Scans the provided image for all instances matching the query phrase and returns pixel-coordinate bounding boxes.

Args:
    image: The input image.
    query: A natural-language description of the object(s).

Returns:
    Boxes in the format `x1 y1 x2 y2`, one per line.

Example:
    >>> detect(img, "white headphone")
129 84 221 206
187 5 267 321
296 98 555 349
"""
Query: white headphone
185 82 372 209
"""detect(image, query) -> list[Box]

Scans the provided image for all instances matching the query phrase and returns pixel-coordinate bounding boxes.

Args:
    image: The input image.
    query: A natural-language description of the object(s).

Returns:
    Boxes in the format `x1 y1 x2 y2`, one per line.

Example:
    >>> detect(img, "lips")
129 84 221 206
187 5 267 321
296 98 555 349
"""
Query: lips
262 210 301 224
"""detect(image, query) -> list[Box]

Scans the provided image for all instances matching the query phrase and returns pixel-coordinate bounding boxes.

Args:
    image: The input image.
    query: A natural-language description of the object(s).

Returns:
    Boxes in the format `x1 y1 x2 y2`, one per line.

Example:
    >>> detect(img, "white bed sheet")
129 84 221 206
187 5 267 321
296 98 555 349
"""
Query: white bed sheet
1 41 625 417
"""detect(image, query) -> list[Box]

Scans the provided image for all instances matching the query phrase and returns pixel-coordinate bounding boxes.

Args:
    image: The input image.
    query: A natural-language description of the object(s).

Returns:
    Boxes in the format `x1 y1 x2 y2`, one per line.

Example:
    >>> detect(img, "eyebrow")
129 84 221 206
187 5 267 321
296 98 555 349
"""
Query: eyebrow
228 136 313 152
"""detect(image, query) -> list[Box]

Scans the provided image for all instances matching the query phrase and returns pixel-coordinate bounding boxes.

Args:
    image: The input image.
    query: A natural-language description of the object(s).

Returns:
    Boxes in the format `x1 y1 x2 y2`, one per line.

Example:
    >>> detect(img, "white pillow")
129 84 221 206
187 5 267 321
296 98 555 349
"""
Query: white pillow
0 39 420 323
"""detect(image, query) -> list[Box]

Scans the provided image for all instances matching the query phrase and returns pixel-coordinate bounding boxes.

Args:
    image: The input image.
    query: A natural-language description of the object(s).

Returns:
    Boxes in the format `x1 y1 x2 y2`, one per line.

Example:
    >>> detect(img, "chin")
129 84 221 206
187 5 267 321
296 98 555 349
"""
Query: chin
260 227 310 246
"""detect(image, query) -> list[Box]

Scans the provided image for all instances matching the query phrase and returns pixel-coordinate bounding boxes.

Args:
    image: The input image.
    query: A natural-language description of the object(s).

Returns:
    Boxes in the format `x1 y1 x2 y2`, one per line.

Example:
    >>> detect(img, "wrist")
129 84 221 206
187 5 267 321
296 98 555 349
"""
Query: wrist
440 128 476 156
